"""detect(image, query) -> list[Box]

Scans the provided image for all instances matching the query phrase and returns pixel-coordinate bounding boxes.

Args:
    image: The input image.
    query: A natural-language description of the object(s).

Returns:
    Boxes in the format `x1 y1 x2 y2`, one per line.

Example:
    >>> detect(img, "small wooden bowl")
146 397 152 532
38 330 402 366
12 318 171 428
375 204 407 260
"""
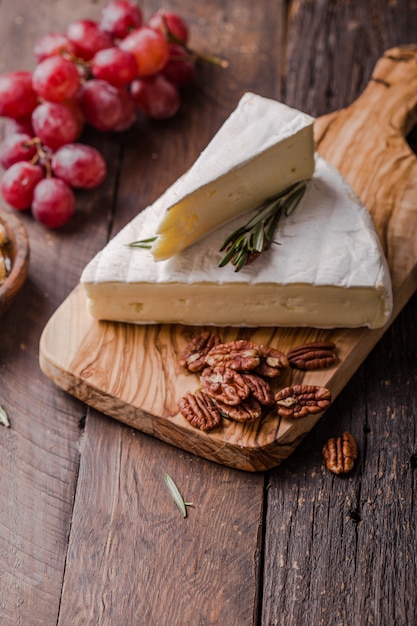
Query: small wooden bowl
0 206 30 317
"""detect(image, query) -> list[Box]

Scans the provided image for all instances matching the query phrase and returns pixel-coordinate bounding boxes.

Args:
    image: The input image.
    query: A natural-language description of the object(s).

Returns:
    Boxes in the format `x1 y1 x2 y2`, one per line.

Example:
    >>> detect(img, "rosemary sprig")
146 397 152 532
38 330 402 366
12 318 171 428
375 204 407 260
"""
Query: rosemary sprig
218 179 308 272
127 180 308 268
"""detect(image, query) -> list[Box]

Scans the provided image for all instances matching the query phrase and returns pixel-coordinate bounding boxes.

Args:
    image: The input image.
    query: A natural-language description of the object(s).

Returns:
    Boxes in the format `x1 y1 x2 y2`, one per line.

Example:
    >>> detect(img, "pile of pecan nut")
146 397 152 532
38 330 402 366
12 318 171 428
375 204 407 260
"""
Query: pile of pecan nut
177 332 336 432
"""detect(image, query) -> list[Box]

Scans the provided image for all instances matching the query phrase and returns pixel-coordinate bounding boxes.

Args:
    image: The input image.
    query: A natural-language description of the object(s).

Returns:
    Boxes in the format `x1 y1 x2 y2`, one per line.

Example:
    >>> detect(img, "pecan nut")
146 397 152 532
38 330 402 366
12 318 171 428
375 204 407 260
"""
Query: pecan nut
242 373 275 405
205 340 261 371
179 331 221 373
216 396 263 422
322 432 359 474
287 341 337 370
254 346 289 378
275 384 331 419
178 390 222 431
201 366 250 405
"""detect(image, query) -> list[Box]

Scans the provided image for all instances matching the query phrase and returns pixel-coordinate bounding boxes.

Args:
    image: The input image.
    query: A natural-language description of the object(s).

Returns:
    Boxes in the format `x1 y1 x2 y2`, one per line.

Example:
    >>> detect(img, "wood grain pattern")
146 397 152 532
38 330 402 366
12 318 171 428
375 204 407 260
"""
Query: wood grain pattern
58 412 264 626
39 47 417 472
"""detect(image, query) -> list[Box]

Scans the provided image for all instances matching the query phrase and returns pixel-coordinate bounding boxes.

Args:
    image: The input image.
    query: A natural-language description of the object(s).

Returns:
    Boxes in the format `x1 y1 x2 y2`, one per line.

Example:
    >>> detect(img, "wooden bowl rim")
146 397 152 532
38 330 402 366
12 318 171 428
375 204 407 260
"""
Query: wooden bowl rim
0 206 30 315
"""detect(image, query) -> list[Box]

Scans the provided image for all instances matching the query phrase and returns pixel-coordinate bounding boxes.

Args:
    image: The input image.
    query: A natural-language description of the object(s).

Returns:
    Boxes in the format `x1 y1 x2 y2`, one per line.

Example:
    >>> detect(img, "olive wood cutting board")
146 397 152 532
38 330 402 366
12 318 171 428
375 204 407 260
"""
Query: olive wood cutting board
39 47 417 471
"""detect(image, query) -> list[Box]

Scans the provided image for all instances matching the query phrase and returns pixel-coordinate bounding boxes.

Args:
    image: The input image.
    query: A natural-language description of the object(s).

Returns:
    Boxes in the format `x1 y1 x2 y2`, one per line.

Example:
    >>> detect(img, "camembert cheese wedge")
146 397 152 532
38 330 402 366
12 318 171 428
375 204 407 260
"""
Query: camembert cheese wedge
150 92 315 260
81 156 392 329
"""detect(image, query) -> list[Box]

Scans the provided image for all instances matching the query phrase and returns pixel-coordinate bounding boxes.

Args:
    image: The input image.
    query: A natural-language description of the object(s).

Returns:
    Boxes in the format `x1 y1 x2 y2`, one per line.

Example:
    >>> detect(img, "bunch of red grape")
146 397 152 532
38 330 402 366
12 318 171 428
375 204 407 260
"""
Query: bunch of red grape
0 1 198 228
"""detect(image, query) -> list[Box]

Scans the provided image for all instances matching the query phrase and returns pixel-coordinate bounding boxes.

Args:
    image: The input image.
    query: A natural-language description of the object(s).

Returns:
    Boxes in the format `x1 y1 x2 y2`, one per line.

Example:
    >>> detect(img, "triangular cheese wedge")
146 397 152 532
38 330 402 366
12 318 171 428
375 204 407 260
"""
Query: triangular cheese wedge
150 92 315 260
81 156 392 329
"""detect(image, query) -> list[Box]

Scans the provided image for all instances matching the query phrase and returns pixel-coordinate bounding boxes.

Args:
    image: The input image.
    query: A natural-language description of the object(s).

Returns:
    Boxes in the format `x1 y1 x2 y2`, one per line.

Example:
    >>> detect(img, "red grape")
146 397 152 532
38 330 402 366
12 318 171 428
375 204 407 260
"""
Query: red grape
1 161 44 210
119 27 169 77
130 75 180 119
31 177 75 228
111 90 136 131
148 11 189 44
0 72 38 119
66 19 113 61
91 47 138 87
32 102 81 150
78 79 135 131
32 56 81 102
34 33 76 63
51 143 106 188
0 4 199 229
161 43 196 87
3 116 34 138
61 98 85 136
99 0 142 40
0 133 37 169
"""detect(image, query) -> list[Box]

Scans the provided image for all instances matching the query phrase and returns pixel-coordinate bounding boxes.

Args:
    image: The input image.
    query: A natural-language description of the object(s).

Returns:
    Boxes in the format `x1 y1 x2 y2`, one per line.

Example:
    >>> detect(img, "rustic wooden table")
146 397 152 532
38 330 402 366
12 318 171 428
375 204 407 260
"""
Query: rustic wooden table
1 1 416 625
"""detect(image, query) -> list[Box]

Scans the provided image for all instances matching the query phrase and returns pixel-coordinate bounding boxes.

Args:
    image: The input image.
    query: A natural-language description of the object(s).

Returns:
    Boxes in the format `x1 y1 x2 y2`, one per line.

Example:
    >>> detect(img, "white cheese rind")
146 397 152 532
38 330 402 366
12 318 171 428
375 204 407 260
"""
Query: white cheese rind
81 156 393 329
151 92 315 260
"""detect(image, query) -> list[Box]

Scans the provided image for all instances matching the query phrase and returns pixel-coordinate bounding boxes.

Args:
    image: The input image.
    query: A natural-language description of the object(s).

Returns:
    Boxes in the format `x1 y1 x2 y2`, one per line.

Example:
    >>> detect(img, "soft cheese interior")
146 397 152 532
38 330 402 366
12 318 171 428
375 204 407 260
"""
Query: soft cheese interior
81 156 393 329
151 93 315 260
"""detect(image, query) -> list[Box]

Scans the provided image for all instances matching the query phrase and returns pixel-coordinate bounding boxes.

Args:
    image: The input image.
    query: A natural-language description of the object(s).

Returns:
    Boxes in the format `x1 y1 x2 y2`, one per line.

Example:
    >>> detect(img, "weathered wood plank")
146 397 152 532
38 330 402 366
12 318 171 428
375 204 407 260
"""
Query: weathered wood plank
0 0 122 624
58 412 264 625
55 0 284 623
262 2 417 624
262 291 417 626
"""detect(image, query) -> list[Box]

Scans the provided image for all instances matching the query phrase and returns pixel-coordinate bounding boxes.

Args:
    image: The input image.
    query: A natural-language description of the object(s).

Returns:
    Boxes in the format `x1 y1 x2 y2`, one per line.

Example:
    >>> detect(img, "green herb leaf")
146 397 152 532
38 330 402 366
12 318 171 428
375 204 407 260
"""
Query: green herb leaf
284 184 307 216
0 403 10 428
164 473 191 518
127 236 158 249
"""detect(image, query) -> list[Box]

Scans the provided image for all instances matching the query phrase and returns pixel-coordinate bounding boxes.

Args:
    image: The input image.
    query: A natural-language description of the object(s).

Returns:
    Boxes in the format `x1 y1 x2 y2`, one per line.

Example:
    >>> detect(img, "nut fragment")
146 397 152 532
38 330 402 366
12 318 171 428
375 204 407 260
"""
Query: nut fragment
275 384 331 419
287 341 337 370
254 346 289 378
322 432 359 474
242 373 275 405
205 340 261 371
201 366 250 405
178 390 222 432
216 396 263 422
179 331 221 373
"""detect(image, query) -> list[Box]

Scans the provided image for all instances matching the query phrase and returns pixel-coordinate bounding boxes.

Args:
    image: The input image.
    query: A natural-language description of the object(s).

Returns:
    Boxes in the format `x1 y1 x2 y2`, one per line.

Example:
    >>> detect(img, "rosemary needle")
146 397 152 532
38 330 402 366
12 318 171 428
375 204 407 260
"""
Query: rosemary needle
128 236 158 250
164 473 192 518
0 403 10 427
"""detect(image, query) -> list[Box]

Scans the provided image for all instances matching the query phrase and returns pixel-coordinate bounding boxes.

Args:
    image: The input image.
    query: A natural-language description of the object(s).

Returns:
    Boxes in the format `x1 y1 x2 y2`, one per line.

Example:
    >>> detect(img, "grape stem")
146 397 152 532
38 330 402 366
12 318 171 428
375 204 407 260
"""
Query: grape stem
28 137 53 177
161 16 229 68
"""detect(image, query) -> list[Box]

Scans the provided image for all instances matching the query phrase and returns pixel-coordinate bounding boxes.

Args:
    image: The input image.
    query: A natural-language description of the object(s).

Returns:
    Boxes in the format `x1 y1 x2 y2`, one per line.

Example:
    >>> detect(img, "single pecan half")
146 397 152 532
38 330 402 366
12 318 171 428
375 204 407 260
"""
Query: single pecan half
275 384 331 419
179 331 221 372
287 341 337 370
201 366 250 405
242 373 275 405
322 432 359 474
205 340 261 372
216 396 263 422
254 346 289 378
178 390 222 432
